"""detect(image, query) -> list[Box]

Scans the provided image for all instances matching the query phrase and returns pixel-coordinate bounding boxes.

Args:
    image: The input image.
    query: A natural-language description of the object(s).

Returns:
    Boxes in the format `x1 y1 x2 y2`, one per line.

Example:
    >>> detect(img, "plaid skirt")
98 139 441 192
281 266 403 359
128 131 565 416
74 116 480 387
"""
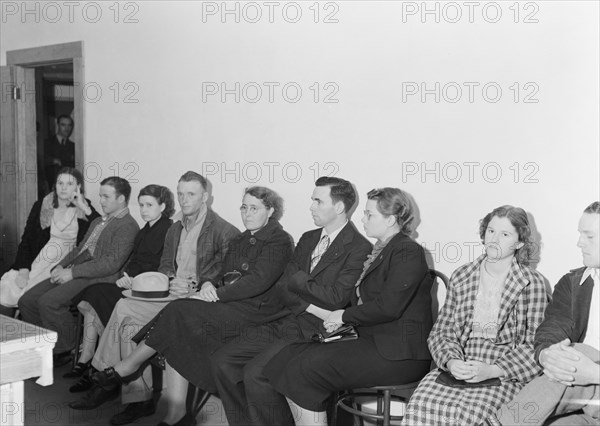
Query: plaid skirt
404 338 524 425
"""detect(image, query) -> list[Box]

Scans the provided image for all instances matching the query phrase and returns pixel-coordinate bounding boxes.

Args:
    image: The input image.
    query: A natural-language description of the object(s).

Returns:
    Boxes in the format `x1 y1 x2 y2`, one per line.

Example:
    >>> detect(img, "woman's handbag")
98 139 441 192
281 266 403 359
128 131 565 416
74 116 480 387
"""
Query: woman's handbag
311 324 359 343
435 369 501 388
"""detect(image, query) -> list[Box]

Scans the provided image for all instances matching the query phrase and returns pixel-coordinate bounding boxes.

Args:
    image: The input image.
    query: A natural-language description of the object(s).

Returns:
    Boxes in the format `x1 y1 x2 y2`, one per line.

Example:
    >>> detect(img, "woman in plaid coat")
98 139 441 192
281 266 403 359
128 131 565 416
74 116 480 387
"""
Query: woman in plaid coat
404 205 548 425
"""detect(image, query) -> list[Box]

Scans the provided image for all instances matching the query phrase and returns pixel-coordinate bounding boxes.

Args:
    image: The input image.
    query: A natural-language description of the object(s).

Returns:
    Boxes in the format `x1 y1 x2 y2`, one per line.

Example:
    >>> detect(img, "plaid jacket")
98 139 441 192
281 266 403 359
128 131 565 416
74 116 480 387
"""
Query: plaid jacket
428 254 548 383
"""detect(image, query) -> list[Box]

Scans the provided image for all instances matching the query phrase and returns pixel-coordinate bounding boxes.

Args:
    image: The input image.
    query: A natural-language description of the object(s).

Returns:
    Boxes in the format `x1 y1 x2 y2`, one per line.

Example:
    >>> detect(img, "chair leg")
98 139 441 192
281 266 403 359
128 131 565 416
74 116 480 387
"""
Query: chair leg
328 392 338 426
376 391 383 426
186 384 211 419
382 390 391 426
353 397 364 426
71 311 83 368
151 363 163 396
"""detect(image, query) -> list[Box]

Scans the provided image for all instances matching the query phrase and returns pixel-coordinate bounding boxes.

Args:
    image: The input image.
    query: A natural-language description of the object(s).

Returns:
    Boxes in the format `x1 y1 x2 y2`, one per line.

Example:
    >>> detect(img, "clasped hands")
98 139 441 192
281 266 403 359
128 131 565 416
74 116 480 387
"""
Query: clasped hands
539 338 600 386
50 265 73 284
446 359 498 383
323 309 345 333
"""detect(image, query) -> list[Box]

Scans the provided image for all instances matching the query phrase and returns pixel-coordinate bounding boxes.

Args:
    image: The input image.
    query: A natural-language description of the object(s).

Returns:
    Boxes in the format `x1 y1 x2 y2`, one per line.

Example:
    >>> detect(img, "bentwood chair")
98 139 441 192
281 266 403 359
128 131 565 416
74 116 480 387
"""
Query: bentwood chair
335 269 449 426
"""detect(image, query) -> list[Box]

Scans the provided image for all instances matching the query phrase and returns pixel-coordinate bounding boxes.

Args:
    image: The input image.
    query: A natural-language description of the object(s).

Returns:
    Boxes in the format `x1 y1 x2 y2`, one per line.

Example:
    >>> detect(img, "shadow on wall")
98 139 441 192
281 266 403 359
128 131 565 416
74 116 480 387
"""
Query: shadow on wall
526 211 552 294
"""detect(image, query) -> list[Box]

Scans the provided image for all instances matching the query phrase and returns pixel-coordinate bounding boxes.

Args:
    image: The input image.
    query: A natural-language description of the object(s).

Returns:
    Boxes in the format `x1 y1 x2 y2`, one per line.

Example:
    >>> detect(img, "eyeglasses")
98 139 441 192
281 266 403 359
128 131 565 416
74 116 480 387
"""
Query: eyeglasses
364 210 399 223
240 205 264 215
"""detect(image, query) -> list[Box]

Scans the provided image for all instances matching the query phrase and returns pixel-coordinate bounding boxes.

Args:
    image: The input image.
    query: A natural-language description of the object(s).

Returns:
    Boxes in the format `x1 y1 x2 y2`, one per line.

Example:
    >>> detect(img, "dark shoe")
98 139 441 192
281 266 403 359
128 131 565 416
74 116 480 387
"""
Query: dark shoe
69 375 94 393
110 400 156 425
93 365 147 389
92 367 130 389
68 384 119 410
156 413 196 426
53 351 72 368
63 360 91 378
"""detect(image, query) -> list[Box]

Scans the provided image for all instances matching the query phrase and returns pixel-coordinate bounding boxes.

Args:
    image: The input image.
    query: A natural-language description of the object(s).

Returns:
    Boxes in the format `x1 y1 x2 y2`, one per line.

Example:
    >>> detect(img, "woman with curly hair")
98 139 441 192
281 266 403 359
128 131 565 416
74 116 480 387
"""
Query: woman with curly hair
404 205 548 425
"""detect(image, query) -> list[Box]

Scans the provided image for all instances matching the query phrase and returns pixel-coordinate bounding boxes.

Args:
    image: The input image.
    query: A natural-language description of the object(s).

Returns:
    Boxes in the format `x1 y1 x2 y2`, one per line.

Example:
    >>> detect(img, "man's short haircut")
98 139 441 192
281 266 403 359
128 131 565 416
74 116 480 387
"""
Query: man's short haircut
315 176 356 213
179 171 208 191
57 114 74 126
583 201 600 214
101 176 132 204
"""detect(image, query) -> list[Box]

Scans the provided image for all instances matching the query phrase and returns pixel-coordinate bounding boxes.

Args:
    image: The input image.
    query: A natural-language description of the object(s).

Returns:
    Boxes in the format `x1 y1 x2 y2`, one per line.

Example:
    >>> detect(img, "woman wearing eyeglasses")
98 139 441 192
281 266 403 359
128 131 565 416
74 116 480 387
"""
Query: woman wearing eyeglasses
85 186 294 426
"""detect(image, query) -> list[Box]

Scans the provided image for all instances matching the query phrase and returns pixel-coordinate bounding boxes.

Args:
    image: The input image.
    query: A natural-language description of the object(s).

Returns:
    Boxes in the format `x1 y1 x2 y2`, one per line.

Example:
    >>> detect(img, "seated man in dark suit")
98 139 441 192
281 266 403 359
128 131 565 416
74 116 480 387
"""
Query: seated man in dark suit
44 114 76 190
210 176 373 426
491 201 600 425
19 177 139 366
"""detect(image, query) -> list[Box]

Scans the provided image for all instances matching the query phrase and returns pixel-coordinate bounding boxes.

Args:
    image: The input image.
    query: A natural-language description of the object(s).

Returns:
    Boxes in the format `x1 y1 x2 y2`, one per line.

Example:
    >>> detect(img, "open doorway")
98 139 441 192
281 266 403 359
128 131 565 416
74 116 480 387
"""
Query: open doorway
0 41 83 273
36 62 75 199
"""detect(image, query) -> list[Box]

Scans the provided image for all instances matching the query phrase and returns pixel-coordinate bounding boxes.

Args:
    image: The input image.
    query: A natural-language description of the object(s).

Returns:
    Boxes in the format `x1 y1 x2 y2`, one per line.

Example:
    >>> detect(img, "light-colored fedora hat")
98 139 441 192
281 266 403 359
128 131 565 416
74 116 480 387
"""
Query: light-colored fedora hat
122 272 177 302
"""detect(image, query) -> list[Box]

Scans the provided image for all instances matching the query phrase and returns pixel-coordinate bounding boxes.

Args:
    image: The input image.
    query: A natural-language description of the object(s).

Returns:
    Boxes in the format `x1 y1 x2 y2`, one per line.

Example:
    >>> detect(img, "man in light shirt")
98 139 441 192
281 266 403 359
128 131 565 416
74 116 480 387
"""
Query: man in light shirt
492 201 600 425
68 171 239 425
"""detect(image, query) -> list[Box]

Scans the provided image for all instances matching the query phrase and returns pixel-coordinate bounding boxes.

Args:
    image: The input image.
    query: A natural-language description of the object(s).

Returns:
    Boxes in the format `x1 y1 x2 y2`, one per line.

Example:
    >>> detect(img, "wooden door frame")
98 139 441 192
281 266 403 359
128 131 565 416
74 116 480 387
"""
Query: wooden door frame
6 41 85 190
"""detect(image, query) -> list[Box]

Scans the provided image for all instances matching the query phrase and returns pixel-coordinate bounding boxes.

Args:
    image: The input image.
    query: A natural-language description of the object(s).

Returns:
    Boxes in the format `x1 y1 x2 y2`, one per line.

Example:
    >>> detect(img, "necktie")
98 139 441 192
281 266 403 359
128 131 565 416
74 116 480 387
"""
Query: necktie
310 235 330 272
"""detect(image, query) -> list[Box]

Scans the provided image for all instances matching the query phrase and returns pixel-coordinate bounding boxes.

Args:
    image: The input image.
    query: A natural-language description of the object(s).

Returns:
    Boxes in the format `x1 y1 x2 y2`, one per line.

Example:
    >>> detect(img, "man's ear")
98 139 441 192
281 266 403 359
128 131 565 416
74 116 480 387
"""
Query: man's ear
334 200 345 215
118 194 127 205
202 191 209 203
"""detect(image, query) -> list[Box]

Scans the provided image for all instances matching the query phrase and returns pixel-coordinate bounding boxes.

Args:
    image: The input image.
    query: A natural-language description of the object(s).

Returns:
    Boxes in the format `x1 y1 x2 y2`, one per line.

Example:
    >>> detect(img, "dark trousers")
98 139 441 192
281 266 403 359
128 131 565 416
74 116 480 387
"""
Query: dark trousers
210 316 310 426
18 277 93 353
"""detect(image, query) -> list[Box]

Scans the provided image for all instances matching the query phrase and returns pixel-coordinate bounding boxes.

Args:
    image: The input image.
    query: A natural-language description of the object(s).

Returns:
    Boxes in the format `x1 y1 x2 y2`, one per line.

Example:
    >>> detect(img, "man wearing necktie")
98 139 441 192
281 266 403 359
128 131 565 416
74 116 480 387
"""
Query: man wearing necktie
491 201 600 425
44 114 76 191
210 176 372 426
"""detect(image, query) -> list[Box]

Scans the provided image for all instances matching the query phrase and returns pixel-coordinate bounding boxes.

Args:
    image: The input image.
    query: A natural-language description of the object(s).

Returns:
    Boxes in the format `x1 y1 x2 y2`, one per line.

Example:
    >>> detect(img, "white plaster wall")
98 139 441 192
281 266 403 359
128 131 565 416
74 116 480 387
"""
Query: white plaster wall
1 0 598 286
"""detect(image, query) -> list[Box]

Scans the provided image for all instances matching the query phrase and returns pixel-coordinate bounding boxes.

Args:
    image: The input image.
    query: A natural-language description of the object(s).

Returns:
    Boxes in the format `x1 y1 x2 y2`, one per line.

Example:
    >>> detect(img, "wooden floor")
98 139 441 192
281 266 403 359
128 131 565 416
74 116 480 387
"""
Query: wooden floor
23 363 229 426
23 363 379 426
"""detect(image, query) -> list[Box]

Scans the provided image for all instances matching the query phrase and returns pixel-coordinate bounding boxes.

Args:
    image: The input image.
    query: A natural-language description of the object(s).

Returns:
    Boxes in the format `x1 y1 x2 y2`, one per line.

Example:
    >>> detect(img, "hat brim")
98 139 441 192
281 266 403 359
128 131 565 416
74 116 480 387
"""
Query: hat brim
122 290 177 302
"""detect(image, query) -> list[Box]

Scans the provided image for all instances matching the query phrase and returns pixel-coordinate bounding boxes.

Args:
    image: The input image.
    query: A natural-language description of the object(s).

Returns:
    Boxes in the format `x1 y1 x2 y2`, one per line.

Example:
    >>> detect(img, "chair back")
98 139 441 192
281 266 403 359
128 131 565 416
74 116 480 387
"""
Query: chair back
429 269 449 323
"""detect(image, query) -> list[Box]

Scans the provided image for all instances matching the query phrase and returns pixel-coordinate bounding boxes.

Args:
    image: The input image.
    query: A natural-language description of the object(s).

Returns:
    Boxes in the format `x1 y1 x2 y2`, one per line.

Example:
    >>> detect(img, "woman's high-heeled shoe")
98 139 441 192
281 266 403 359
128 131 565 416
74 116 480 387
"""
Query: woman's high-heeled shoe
69 374 94 393
91 359 152 390
91 367 135 390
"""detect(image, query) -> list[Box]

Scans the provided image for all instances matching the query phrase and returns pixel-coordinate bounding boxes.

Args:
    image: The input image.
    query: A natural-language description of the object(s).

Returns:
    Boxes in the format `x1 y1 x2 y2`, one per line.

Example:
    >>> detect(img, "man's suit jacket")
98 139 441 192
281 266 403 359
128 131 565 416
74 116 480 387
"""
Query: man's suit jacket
44 135 75 187
276 221 372 331
45 135 75 167
57 210 139 283
534 267 594 361
342 233 433 361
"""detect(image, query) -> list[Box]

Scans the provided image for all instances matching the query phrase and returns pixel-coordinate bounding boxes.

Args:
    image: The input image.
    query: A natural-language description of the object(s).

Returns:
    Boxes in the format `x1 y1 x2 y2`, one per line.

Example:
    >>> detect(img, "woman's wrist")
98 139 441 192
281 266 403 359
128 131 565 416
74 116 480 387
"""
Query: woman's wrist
490 364 505 379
